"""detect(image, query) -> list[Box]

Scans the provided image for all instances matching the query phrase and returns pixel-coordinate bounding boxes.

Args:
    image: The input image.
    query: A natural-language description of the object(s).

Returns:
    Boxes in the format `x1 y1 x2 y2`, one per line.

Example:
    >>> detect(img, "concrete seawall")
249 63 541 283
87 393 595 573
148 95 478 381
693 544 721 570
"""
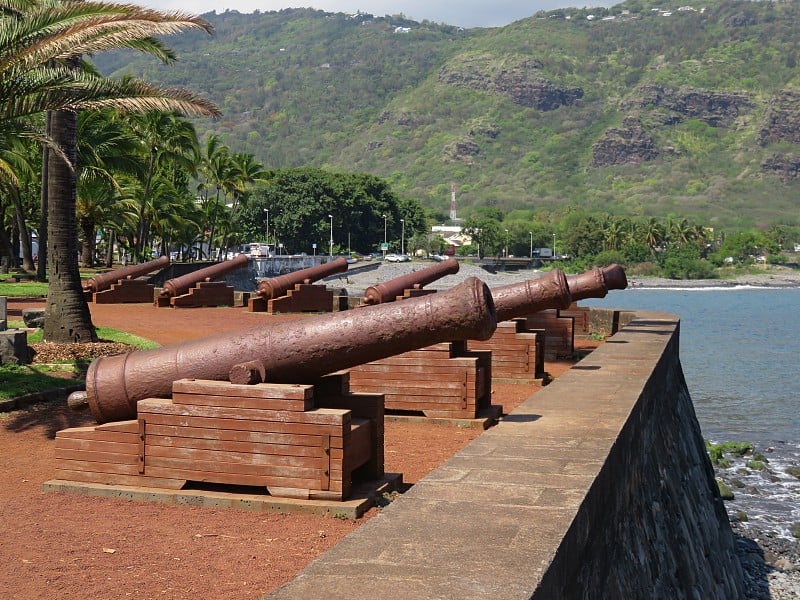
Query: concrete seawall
268 310 744 599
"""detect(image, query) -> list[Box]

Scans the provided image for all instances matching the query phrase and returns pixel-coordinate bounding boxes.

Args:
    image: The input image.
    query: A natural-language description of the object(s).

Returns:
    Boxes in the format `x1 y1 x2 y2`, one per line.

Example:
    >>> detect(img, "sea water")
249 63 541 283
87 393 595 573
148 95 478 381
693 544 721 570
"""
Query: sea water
585 286 800 538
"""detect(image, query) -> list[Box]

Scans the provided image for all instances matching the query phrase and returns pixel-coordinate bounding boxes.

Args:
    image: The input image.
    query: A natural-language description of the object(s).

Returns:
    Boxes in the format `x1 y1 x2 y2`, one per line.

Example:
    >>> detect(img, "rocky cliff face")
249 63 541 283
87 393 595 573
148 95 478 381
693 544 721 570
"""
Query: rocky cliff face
762 154 800 182
592 117 659 167
438 55 583 110
759 89 800 145
624 84 754 127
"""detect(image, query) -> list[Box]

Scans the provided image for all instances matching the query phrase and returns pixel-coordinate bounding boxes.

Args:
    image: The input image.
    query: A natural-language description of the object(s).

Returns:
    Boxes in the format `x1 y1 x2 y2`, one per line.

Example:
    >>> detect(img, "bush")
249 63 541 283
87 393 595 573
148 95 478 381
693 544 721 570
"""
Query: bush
590 250 626 267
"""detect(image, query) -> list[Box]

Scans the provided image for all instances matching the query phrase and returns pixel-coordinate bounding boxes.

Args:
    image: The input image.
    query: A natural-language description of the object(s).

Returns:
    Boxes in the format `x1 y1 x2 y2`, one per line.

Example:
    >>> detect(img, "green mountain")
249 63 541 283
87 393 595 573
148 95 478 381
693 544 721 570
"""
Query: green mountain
96 0 800 228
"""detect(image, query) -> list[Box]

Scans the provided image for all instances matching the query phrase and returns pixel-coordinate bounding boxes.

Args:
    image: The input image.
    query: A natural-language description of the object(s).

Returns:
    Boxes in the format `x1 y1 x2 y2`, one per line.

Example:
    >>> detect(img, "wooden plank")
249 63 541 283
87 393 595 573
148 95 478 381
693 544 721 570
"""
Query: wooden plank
138 418 146 474
320 433 330 491
144 450 326 473
348 383 466 398
138 398 351 427
143 466 322 491
55 428 140 445
54 468 185 489
145 423 346 449
385 399 474 412
55 459 141 475
146 434 330 458
172 379 313 400
54 438 138 455
171 392 312 412
138 412 350 438
55 448 141 465
96 420 140 433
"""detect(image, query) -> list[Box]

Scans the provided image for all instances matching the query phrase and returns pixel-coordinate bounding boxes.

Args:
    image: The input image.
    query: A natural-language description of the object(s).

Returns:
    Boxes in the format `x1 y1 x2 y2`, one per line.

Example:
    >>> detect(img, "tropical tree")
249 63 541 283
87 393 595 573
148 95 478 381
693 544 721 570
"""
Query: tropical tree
1 0 220 342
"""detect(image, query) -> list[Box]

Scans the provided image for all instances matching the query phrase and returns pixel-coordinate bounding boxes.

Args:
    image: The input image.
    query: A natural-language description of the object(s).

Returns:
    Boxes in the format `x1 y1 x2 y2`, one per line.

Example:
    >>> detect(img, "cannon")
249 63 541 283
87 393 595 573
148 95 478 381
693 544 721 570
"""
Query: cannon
83 256 170 294
71 276 497 424
248 257 348 313
83 256 170 303
156 253 248 307
362 258 459 305
566 264 628 301
257 256 348 300
490 268 573 322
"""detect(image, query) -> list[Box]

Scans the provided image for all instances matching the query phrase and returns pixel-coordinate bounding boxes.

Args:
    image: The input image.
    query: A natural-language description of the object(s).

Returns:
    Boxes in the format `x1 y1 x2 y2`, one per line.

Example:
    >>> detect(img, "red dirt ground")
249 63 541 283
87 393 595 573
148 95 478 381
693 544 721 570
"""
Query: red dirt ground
1 298 587 599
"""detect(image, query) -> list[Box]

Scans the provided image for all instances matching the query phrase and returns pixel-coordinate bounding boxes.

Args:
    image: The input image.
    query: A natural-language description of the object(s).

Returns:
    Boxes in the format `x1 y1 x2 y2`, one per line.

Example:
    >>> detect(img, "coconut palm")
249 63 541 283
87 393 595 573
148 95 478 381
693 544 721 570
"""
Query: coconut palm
1 0 220 342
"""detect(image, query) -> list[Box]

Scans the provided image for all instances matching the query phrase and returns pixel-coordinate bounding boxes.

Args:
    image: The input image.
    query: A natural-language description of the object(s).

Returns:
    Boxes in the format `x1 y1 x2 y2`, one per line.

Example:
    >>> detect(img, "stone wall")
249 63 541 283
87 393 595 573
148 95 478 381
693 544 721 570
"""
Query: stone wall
267 310 744 599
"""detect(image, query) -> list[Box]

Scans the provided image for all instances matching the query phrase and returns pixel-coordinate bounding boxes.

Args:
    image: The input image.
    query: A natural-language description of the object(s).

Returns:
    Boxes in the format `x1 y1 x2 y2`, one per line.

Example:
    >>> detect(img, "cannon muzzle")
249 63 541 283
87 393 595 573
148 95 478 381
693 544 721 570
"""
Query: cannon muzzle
80 276 497 423
363 259 459 305
83 256 170 294
159 253 248 298
566 264 628 301
490 269 573 322
258 256 348 300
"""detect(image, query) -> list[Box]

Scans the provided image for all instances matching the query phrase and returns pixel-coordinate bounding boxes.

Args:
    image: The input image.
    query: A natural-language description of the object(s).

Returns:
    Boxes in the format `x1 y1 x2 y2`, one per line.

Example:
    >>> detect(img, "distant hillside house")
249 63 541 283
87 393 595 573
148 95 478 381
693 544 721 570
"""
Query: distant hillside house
431 225 473 252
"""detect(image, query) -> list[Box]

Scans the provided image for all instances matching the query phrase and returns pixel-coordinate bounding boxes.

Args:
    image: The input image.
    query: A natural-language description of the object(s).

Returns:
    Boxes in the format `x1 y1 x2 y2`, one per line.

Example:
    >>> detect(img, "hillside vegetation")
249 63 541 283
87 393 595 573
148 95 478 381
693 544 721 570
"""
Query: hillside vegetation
96 0 800 228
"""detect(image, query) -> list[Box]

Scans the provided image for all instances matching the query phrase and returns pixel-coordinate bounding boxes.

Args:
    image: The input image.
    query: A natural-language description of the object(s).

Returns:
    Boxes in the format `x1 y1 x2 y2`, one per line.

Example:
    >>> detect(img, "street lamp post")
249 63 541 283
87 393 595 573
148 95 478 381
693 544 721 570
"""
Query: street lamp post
382 214 387 258
264 208 269 253
529 231 533 259
552 233 556 260
400 218 405 255
328 214 333 258
504 229 509 258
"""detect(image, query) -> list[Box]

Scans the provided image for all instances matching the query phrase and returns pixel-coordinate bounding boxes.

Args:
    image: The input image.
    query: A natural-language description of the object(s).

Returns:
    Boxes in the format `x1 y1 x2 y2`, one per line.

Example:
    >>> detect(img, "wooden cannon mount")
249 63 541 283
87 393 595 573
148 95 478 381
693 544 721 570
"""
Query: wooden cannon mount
155 254 248 308
51 375 386 506
53 279 497 506
248 257 348 313
83 256 170 304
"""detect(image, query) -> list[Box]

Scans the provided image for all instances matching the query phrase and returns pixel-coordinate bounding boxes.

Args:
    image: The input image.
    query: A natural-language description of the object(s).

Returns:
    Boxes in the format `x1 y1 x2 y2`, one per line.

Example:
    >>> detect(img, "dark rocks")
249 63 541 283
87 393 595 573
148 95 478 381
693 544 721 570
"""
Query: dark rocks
759 89 800 146
438 55 583 110
591 116 659 167
625 84 754 127
761 154 800 182
21 308 45 328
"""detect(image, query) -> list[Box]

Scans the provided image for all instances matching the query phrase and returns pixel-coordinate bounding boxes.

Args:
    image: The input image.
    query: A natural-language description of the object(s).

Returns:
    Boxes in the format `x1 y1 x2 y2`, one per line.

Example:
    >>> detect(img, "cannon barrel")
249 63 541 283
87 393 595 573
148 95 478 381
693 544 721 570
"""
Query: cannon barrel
159 253 248 298
75 276 497 423
83 256 170 294
490 269 573 322
257 256 348 300
363 259 459 305
565 264 628 301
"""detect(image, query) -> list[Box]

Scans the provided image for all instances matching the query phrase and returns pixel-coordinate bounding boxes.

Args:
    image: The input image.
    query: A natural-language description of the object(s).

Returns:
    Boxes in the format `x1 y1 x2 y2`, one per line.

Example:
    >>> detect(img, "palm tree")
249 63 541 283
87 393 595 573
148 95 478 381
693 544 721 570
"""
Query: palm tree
1 0 220 342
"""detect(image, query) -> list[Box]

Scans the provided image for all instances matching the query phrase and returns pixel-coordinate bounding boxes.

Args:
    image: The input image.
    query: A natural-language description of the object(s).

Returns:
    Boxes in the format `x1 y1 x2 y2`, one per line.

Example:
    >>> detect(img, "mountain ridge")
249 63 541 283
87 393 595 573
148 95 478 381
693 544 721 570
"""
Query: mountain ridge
95 1 800 228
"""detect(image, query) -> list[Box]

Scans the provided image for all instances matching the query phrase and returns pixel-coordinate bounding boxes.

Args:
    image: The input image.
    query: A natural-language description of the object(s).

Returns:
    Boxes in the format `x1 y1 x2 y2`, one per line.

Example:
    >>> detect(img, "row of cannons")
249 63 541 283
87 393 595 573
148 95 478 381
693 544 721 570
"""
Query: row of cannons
57 259 626 504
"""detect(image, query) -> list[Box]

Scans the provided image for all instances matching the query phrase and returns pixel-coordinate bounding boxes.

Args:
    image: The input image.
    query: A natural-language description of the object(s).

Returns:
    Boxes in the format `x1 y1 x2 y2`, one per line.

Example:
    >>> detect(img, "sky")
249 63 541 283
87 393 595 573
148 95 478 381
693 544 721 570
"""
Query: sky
136 1 617 28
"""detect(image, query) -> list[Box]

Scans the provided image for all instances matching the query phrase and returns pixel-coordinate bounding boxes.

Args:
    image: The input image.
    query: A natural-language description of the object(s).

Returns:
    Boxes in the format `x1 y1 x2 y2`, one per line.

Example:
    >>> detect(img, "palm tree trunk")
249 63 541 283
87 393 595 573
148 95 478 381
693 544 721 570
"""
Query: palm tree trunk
37 112 51 282
44 106 97 343
11 188 36 271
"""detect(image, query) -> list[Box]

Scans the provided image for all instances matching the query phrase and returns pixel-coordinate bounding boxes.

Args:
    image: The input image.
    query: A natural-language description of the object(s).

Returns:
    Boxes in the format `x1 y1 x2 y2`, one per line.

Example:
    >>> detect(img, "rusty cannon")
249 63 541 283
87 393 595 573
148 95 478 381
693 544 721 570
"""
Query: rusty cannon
565 263 628 301
362 258 460 305
70 276 497 423
83 256 170 294
83 256 170 303
248 256 349 313
156 253 248 307
490 268 574 322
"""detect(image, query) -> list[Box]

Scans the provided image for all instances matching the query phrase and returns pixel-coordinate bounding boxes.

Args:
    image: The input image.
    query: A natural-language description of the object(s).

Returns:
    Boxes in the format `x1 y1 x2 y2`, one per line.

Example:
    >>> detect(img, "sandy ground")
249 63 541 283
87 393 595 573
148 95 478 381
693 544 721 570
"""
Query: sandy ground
1 297 582 600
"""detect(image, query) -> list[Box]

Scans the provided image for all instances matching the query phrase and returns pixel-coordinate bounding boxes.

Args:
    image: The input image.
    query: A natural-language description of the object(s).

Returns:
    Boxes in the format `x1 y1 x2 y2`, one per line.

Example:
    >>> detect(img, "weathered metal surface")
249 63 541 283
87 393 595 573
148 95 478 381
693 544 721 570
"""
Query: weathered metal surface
257 257 348 300
76 276 497 423
83 256 170 294
159 253 248 298
566 264 628 301
490 269 573 322
362 259 459 305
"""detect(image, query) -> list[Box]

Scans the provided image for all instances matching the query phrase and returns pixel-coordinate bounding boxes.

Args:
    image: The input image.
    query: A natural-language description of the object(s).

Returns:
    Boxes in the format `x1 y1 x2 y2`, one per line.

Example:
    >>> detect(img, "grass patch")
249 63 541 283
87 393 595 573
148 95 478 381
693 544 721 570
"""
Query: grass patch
0 364 79 402
94 327 158 349
0 281 48 297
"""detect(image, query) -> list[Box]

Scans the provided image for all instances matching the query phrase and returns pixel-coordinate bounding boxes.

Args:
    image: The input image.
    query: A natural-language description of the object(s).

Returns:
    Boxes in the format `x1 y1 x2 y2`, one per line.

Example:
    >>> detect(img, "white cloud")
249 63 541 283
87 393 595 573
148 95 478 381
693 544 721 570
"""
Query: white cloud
136 1 616 28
